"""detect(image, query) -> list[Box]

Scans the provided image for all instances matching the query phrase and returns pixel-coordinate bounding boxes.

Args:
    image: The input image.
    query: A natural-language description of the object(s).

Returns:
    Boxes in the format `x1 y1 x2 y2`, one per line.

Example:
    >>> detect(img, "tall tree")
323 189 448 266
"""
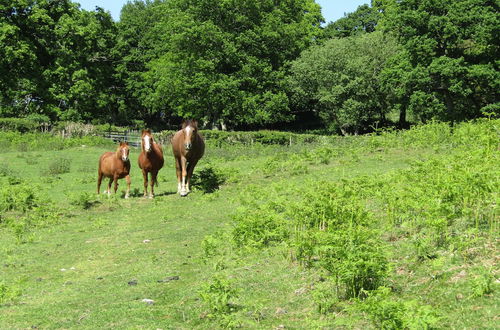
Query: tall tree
288 32 400 134
114 0 168 126
323 4 381 39
0 0 118 122
376 0 499 122
143 0 323 129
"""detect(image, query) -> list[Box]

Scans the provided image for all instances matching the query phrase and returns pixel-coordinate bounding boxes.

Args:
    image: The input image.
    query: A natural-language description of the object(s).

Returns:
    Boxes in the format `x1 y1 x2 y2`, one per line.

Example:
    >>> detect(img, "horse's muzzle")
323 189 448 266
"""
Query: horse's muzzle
184 143 192 150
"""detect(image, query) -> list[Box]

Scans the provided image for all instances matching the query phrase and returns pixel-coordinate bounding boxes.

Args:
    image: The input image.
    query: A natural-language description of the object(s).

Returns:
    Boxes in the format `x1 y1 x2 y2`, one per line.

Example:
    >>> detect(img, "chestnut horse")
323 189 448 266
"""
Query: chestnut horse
171 120 205 196
138 129 164 198
97 142 131 198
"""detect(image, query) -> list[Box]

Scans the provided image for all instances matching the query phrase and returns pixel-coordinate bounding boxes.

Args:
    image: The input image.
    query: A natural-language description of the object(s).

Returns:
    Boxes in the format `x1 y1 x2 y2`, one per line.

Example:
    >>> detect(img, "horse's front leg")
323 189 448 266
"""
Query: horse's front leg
113 175 119 195
125 174 131 199
150 170 158 198
180 157 188 196
186 159 199 194
107 178 113 196
142 169 149 198
175 158 182 194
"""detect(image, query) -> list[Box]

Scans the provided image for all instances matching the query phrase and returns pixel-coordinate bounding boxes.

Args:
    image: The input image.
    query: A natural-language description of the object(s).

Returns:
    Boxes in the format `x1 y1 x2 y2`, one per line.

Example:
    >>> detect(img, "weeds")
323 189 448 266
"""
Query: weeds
43 157 72 175
191 164 227 193
69 192 100 210
0 281 22 305
355 286 440 329
199 275 240 327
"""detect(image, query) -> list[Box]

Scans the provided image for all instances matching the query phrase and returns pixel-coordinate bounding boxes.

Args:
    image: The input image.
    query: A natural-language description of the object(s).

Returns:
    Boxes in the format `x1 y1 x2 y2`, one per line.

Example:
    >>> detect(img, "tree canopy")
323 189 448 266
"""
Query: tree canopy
0 0 498 132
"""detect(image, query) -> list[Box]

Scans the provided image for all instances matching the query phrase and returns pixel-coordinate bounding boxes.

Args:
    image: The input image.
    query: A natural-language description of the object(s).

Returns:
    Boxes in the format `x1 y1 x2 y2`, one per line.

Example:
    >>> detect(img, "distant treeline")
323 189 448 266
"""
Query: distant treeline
1 0 498 134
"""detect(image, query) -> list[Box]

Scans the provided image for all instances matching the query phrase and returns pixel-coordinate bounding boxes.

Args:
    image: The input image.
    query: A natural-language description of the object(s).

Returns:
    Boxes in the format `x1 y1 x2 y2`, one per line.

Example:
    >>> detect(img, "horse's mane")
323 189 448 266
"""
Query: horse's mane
182 119 198 129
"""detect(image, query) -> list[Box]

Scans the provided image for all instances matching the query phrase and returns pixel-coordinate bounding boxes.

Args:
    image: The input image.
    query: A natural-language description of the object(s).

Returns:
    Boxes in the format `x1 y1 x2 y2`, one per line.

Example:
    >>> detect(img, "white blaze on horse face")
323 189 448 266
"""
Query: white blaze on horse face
144 135 151 152
184 126 193 150
121 147 129 161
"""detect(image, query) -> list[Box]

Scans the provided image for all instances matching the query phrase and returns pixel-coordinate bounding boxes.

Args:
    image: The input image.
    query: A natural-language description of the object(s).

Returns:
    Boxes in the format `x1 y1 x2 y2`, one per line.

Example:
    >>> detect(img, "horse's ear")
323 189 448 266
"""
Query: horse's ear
192 120 198 128
125 141 129 146
181 120 187 128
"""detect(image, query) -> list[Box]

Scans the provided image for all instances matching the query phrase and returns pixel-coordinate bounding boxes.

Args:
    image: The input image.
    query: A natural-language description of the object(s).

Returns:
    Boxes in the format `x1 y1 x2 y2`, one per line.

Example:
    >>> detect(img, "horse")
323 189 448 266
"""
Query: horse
97 141 131 198
171 120 205 196
138 129 164 198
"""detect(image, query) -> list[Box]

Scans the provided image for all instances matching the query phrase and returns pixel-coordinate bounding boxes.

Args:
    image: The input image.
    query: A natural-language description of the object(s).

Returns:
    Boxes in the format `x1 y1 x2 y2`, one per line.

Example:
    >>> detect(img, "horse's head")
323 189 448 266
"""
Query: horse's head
182 120 198 151
118 142 130 161
142 129 153 153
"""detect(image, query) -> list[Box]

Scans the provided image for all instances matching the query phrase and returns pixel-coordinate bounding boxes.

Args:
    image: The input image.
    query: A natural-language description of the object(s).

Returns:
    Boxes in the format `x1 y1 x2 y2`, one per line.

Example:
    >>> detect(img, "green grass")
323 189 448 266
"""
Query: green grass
0 120 498 328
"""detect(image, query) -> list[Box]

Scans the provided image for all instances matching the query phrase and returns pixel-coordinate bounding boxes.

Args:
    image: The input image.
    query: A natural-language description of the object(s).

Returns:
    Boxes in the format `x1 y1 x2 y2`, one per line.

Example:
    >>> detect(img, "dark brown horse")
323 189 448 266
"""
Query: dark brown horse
138 129 164 198
97 142 131 198
171 120 205 196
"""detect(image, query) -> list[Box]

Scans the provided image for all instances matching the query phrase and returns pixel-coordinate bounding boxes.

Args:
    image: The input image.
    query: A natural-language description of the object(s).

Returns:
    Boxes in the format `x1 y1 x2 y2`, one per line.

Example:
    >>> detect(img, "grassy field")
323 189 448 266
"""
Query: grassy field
0 120 498 329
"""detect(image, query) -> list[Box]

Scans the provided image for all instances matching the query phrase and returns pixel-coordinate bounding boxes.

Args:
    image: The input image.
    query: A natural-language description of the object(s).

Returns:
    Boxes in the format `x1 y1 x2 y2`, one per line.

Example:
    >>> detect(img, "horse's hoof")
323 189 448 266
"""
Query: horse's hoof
148 195 154 199
125 195 129 199
180 191 188 197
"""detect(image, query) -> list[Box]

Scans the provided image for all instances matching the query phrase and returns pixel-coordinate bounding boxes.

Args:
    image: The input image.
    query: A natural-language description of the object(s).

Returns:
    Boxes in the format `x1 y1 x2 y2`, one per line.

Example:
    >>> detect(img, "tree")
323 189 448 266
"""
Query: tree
114 0 168 126
0 0 118 122
323 4 381 39
142 0 323 129
288 31 400 134
376 0 499 122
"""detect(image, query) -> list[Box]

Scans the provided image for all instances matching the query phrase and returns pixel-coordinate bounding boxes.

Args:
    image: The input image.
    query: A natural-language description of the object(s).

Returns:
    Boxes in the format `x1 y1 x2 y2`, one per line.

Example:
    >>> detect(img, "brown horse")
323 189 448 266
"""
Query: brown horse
97 142 131 198
171 120 205 196
138 129 164 198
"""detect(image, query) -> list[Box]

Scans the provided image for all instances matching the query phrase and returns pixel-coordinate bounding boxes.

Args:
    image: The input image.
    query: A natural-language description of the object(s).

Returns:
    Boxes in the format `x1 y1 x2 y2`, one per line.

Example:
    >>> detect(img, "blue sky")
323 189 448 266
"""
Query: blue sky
76 0 370 23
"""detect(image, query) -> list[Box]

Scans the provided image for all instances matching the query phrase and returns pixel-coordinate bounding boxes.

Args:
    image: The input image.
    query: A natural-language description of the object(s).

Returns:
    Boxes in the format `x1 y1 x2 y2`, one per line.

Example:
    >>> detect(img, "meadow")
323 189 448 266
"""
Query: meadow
0 119 498 329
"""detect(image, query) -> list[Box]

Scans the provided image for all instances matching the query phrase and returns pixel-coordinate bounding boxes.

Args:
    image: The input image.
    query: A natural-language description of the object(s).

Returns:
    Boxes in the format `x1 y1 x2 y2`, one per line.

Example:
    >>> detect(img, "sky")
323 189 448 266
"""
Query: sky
76 0 370 23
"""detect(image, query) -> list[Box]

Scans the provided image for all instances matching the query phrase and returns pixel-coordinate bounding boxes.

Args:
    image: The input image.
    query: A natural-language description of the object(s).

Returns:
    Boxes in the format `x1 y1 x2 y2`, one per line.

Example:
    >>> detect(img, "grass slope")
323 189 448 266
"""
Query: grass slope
0 120 498 328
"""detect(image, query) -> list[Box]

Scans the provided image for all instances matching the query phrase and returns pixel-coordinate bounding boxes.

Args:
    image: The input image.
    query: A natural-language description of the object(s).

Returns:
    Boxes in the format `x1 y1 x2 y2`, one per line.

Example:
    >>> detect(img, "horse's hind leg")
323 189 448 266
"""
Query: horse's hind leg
142 169 149 198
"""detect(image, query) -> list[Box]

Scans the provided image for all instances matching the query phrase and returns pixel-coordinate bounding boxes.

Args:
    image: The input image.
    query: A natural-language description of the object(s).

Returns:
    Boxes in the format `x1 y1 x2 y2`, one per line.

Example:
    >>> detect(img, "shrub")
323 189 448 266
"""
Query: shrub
314 226 389 299
232 207 288 249
69 192 99 210
43 157 72 176
0 183 39 212
199 275 240 327
289 183 389 298
356 287 440 330
469 267 495 298
0 117 40 133
190 164 226 193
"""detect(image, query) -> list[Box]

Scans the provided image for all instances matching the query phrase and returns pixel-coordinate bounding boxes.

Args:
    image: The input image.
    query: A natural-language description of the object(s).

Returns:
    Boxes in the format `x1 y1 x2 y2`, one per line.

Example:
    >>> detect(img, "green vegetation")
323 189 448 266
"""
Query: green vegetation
0 119 497 328
1 0 498 131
